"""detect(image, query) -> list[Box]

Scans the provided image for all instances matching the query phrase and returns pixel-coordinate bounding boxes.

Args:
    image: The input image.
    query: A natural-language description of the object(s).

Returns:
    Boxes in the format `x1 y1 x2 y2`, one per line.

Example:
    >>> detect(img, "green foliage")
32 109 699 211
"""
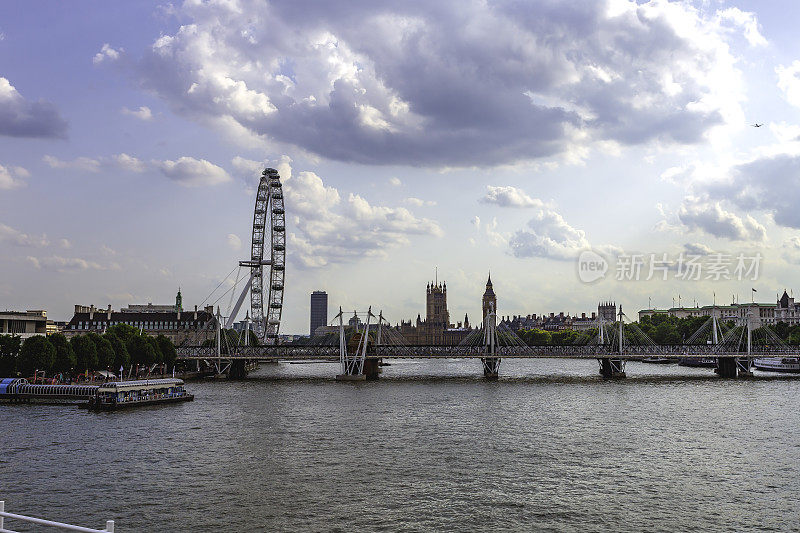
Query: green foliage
0 334 22 375
126 335 156 366
147 336 164 364
50 333 76 374
104 332 130 370
87 332 115 369
71 335 99 372
18 335 56 376
156 335 176 368
106 323 139 343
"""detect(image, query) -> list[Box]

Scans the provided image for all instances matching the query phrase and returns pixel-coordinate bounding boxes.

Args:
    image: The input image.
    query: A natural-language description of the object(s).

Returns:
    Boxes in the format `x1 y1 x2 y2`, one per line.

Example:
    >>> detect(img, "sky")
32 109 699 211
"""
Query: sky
3 0 800 334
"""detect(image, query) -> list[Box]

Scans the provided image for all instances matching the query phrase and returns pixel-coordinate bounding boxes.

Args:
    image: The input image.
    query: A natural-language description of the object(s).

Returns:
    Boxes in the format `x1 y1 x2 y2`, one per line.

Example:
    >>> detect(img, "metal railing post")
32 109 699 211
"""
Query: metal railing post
1 500 4 530
106 520 114 532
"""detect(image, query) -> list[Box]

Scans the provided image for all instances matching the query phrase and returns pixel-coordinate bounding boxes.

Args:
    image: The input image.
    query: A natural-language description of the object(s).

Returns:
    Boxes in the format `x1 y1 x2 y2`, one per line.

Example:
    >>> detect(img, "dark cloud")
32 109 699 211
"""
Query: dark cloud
0 77 68 139
709 154 800 229
136 0 747 166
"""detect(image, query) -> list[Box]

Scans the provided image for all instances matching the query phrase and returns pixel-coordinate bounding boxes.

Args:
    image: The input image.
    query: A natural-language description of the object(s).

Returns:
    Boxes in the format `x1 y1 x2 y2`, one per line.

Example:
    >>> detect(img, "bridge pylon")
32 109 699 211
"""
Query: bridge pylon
598 304 626 378
481 304 500 379
335 307 376 381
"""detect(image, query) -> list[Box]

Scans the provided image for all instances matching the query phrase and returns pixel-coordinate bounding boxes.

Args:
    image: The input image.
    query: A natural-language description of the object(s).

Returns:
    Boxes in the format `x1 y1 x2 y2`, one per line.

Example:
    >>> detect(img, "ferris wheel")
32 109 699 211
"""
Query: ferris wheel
226 168 285 343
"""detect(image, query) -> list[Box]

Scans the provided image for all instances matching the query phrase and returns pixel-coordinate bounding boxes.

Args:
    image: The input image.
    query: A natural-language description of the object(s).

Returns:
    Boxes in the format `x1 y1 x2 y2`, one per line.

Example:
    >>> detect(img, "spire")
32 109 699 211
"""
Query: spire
486 271 492 288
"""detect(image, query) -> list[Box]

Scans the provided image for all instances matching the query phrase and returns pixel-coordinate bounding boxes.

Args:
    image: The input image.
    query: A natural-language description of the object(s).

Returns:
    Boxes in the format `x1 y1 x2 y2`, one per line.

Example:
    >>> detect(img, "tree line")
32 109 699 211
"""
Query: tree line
0 324 177 379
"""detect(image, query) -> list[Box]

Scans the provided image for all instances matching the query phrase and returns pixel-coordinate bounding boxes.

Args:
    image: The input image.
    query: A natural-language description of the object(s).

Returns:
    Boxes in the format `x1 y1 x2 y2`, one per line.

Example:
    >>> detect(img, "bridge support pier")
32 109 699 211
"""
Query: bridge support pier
363 358 381 380
599 358 626 378
228 360 248 380
717 357 753 377
482 358 500 379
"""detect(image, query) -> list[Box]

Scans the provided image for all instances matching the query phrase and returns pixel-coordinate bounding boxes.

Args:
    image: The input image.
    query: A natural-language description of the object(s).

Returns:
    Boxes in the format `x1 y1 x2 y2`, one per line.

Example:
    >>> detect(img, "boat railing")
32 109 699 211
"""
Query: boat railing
0 501 114 532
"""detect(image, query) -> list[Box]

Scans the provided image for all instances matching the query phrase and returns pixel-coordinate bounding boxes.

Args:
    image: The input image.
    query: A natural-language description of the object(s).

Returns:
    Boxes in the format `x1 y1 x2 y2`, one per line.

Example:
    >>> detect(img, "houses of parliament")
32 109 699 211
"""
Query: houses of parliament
398 274 496 345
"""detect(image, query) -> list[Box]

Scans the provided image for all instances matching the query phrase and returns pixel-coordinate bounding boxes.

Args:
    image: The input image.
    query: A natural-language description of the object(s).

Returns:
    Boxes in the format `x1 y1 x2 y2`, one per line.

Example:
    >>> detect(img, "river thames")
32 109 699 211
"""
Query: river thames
3 359 800 532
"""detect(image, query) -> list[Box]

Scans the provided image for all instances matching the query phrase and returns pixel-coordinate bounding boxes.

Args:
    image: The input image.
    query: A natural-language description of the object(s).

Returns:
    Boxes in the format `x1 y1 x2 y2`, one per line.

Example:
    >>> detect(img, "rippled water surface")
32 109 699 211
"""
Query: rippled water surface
3 359 800 532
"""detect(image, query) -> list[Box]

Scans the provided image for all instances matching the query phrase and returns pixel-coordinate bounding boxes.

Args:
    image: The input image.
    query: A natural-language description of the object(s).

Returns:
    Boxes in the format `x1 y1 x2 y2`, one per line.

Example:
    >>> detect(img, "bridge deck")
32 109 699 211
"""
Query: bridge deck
176 344 800 361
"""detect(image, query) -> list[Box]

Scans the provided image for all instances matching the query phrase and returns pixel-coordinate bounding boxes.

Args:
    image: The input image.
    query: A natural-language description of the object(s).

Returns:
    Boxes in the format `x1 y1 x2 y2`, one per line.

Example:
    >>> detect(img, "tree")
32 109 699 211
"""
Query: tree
50 333 76 375
71 335 99 373
127 335 156 367
104 332 130 371
87 332 115 370
0 334 21 375
156 335 176 369
106 323 139 344
18 335 56 377
147 336 164 365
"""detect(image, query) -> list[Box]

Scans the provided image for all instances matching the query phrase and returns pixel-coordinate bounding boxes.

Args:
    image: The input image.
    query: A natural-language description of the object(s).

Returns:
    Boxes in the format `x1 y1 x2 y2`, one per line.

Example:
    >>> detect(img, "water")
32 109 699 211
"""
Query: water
3 359 800 532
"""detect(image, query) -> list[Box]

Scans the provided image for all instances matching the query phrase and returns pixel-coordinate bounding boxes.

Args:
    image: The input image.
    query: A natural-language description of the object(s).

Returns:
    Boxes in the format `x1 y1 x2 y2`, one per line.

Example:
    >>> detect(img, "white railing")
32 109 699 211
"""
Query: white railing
0 501 114 533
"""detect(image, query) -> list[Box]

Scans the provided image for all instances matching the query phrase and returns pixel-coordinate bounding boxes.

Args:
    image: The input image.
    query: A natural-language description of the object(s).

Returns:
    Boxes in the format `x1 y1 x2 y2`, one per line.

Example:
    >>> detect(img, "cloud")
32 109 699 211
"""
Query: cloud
58 238 72 249
389 177 402 187
0 223 49 247
155 157 232 187
404 197 435 207
111 153 146 172
509 204 594 260
227 233 242 250
677 197 766 242
121 105 153 120
777 61 800 109
0 164 28 190
135 0 755 166
27 255 105 272
703 153 800 229
684 242 714 255
93 43 122 64
43 155 102 172
0 77 68 138
280 163 441 267
782 237 800 265
481 185 541 208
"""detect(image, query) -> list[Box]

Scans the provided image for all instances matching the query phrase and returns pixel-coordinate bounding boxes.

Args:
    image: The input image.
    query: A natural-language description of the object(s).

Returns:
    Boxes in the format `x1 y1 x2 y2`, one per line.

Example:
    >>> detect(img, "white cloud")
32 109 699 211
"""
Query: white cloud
677 197 766 242
777 61 800 108
0 164 28 190
280 163 442 267
136 1 755 166
509 204 594 260
404 197 436 207
27 255 106 272
481 185 541 208
389 177 402 187
111 153 146 173
0 77 67 138
155 157 232 187
43 155 102 172
121 106 153 121
58 238 72 249
227 233 242 250
0 223 49 247
684 242 714 255
93 43 122 64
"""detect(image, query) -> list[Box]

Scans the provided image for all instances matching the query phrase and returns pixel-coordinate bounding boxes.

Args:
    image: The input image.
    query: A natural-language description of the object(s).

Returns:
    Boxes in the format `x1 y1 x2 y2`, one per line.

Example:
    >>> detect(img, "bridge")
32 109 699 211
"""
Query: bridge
176 305 800 379
186 167 799 381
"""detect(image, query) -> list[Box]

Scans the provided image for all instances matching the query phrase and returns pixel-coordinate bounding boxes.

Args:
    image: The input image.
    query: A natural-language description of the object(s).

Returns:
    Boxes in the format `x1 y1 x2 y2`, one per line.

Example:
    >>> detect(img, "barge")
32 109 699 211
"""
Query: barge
87 378 194 410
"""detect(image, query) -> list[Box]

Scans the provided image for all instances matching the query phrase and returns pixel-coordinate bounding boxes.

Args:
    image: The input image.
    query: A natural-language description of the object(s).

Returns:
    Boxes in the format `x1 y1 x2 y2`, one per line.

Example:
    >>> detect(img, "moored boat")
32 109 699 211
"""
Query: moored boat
678 357 717 368
753 357 800 373
87 378 194 410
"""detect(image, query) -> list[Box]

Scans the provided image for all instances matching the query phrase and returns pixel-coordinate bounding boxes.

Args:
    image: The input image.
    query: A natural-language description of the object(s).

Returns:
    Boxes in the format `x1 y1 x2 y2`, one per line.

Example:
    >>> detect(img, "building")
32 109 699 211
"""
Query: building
310 291 328 336
398 277 476 345
482 275 496 322
119 289 183 314
638 300 776 327
0 310 48 339
775 290 800 325
64 290 217 344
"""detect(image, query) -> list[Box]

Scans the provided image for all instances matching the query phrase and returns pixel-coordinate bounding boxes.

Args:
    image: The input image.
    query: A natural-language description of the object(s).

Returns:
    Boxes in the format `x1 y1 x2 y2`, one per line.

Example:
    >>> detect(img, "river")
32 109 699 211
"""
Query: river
3 359 800 531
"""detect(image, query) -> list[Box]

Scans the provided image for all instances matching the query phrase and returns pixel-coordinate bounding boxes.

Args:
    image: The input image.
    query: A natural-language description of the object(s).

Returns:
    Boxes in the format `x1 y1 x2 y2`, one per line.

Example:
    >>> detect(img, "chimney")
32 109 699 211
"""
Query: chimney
194 305 198 320
107 304 112 320
90 305 95 320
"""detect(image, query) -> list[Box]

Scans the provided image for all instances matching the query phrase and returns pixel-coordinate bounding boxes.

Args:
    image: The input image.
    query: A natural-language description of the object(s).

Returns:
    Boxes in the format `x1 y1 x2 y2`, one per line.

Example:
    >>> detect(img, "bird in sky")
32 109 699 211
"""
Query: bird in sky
752 123 764 127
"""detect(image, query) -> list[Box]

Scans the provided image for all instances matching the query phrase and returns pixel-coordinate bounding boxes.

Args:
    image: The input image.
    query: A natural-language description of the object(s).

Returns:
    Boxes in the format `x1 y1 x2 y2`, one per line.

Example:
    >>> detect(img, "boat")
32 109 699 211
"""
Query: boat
87 378 194 410
752 357 800 373
641 357 673 364
678 357 717 368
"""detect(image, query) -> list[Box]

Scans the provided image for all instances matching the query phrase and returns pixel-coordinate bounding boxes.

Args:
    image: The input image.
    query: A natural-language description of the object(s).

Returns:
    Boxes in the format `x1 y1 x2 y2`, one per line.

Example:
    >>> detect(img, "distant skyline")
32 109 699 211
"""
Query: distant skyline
3 1 800 333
